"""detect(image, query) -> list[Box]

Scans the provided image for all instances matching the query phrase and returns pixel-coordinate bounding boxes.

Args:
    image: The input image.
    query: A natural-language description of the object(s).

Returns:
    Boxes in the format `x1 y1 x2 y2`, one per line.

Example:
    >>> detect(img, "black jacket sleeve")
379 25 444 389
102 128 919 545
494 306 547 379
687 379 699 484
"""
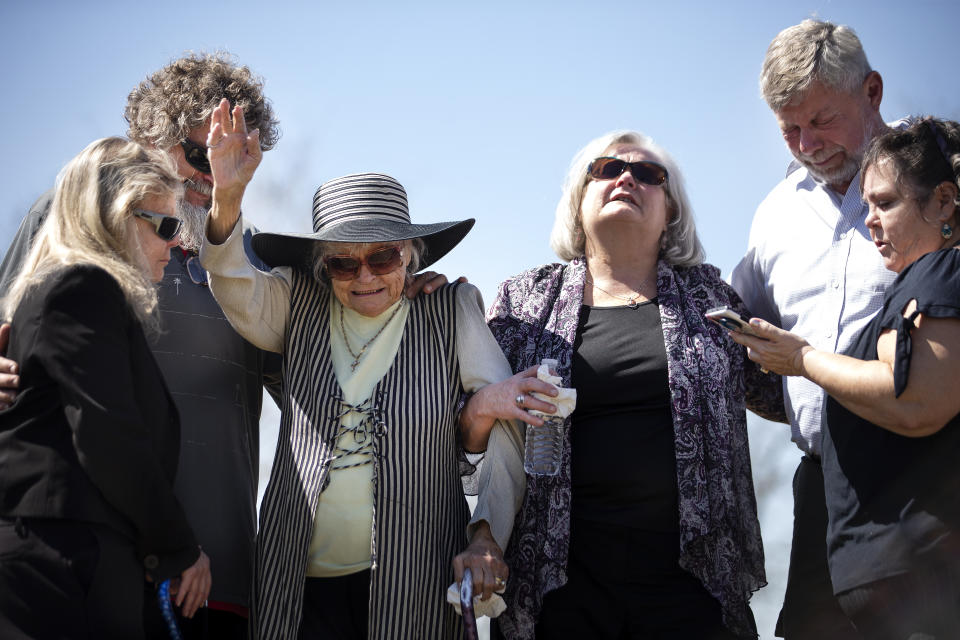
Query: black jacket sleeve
38 266 198 580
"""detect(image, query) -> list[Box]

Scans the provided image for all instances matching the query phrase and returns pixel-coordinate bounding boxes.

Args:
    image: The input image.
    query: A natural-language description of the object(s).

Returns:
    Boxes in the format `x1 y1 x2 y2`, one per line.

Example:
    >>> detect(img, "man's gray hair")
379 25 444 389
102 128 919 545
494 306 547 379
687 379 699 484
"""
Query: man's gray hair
549 130 704 267
761 19 873 111
125 51 280 152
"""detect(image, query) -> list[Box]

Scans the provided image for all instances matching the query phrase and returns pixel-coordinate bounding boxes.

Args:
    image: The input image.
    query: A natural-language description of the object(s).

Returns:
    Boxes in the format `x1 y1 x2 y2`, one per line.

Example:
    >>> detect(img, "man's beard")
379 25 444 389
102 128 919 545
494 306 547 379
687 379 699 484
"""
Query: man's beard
177 199 209 252
798 149 862 188
796 117 880 189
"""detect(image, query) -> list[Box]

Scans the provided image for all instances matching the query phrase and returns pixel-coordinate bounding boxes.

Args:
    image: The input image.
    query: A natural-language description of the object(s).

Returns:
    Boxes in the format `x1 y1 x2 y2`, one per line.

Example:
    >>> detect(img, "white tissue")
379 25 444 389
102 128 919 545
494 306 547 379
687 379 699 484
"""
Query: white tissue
528 361 576 419
445 582 507 618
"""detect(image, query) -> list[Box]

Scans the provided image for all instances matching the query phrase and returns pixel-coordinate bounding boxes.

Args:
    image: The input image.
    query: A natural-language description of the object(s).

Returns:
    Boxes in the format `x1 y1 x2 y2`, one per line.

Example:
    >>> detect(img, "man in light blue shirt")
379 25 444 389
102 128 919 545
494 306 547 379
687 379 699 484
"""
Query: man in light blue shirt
732 19 900 640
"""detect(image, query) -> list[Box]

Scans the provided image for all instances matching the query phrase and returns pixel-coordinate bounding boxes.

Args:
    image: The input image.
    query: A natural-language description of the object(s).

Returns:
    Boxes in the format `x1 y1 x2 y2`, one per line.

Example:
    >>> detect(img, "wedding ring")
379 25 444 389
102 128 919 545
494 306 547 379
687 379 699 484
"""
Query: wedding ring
515 394 525 407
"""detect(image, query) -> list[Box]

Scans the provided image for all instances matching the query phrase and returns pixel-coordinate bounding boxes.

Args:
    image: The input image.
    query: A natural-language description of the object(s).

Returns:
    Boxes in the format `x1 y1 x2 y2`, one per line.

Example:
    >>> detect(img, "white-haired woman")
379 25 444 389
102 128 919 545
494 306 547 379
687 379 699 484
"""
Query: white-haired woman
199 100 547 639
459 131 782 639
0 137 210 639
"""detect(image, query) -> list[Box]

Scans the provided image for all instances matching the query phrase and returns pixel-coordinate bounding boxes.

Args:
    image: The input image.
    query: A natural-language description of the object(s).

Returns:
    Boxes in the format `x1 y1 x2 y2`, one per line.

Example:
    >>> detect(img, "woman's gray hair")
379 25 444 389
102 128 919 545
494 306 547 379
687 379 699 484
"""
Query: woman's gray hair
549 130 704 267
310 238 425 286
761 19 873 112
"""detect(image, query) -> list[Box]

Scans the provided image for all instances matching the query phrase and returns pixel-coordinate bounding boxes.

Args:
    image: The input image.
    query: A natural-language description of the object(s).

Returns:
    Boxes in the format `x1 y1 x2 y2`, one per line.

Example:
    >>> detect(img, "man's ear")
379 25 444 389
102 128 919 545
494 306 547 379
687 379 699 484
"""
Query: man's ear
862 71 883 110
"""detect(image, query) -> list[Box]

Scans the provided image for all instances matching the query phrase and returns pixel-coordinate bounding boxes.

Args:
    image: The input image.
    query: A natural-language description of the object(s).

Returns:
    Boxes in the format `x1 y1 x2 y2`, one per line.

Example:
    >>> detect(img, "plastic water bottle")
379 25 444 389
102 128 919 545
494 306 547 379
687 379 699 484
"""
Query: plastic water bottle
523 359 564 476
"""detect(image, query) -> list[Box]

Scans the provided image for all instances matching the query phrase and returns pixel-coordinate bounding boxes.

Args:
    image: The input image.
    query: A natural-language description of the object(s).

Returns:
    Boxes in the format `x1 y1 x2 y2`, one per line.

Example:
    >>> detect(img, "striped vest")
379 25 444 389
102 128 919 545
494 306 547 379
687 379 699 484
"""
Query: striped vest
253 274 468 639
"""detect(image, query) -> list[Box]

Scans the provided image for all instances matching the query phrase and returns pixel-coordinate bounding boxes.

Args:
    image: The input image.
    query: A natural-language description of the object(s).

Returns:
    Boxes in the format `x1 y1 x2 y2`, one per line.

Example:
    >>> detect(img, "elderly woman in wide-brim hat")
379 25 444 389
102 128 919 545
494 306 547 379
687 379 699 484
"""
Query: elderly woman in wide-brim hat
198 100 554 639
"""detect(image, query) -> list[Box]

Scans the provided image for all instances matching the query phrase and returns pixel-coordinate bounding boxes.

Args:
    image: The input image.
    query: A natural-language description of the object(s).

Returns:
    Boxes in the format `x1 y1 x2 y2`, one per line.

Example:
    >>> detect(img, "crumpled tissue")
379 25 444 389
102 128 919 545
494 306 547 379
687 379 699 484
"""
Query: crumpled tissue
445 582 507 618
528 360 576 418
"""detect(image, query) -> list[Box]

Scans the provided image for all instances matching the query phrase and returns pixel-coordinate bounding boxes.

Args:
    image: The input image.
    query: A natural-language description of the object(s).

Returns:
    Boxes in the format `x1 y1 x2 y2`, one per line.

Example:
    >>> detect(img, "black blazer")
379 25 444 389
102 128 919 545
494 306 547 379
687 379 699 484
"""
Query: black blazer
0 264 198 581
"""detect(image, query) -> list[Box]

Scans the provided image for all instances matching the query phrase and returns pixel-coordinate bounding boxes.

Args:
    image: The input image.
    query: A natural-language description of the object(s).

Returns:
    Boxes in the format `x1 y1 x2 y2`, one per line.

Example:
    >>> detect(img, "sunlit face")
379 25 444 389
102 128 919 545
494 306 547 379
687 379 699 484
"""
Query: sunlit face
863 160 948 274
167 123 213 208
579 143 669 257
327 241 411 317
775 79 879 191
133 193 179 282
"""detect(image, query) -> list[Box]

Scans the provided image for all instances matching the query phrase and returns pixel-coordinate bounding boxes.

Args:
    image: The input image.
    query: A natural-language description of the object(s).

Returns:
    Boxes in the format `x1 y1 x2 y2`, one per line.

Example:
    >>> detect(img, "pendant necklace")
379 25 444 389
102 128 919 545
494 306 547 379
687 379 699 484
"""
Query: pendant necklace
585 275 653 309
340 298 405 371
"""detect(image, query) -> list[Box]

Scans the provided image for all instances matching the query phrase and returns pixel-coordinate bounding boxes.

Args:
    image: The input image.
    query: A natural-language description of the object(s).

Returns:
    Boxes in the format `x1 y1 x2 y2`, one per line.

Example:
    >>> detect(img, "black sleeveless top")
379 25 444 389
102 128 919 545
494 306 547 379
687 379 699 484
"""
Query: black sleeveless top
824 248 960 593
570 300 677 530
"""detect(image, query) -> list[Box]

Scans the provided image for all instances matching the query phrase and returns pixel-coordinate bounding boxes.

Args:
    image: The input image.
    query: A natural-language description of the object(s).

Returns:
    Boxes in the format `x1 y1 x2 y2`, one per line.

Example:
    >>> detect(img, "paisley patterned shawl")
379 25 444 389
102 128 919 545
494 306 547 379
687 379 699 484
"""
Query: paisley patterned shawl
489 257 779 640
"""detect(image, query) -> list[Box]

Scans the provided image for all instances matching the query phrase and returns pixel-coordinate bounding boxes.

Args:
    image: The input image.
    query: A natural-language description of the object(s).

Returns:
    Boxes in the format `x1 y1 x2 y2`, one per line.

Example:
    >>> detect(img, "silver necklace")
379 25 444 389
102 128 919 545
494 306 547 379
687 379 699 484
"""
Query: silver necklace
585 275 652 309
339 298 405 371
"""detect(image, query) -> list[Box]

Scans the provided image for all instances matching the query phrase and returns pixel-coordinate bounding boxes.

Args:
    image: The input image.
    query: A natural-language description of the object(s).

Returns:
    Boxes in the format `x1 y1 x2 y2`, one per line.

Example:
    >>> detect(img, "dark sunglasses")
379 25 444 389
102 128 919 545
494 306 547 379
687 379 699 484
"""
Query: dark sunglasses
133 209 183 241
587 157 669 186
180 139 212 175
323 246 404 280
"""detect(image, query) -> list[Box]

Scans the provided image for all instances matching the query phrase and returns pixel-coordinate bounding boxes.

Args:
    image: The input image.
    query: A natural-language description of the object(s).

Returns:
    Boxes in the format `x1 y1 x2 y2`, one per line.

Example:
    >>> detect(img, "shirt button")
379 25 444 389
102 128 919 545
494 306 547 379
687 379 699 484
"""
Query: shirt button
144 555 159 570
840 232 848 239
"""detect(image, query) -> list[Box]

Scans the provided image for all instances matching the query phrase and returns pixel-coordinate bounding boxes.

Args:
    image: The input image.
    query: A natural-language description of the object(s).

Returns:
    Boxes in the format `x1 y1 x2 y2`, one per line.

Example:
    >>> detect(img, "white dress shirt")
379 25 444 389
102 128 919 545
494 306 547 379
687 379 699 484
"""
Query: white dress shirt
731 160 897 456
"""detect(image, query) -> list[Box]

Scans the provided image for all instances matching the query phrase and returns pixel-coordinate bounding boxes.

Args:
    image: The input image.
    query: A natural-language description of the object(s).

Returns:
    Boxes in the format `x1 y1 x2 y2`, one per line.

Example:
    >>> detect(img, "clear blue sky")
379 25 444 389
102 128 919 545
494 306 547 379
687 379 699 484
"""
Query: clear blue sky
3 1 957 301
1 1 957 637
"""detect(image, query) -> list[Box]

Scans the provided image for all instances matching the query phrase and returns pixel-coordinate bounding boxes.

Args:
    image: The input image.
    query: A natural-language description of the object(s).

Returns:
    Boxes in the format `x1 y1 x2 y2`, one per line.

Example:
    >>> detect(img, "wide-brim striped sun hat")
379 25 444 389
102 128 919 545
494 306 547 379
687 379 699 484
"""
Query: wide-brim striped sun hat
252 173 475 270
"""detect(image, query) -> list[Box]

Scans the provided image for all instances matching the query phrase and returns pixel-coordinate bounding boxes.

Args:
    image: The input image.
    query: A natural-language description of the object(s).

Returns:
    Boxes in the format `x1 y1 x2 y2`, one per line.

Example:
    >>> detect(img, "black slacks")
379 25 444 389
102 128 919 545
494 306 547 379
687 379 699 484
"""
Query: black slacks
776 456 860 639
178 608 249 640
298 569 371 640
533 518 741 640
836 545 960 639
0 517 144 640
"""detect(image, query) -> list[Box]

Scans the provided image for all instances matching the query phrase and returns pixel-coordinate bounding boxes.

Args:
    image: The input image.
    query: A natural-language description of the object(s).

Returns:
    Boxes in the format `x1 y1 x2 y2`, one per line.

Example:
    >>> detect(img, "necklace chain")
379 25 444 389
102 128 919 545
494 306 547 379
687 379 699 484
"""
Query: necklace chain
585 275 653 309
339 298 405 371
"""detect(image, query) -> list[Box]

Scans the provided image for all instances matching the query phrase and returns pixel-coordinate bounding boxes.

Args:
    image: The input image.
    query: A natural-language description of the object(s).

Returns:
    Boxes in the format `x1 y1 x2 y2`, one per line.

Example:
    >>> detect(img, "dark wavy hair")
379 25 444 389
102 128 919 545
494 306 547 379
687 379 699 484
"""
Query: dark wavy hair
861 117 960 211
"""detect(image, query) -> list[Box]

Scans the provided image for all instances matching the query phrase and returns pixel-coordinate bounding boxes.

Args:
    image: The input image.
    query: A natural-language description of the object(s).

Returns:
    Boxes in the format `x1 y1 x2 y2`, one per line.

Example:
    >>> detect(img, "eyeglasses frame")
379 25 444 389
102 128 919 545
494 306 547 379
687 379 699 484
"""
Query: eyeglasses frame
323 245 405 280
132 209 183 242
587 157 669 186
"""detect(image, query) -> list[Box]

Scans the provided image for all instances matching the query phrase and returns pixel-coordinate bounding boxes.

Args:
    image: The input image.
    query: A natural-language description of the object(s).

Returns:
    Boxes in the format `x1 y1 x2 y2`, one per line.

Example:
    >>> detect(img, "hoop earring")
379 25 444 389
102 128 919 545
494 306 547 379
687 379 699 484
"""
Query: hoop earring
942 222 953 240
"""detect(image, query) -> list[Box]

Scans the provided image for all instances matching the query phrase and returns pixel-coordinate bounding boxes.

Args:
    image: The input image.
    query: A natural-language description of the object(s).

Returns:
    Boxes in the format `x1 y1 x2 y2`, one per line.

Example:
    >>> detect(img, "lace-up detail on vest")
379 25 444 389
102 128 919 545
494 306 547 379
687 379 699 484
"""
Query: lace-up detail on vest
328 391 387 472
327 390 387 569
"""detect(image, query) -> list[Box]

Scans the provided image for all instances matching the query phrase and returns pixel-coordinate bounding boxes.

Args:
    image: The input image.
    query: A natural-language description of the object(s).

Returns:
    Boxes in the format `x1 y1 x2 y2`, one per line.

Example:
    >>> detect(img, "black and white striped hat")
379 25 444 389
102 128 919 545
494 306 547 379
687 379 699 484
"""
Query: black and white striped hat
252 173 475 270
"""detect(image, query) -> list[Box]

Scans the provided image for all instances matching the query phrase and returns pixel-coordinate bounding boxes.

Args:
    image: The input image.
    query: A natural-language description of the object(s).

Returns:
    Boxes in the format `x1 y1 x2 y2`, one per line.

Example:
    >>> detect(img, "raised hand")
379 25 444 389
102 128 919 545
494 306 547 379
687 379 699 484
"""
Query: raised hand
207 98 261 206
206 98 261 243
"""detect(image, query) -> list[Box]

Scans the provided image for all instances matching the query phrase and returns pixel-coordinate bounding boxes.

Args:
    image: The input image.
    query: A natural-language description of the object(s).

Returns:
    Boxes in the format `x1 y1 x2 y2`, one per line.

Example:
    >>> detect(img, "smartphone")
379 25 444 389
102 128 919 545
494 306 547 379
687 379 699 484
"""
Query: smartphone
705 306 759 336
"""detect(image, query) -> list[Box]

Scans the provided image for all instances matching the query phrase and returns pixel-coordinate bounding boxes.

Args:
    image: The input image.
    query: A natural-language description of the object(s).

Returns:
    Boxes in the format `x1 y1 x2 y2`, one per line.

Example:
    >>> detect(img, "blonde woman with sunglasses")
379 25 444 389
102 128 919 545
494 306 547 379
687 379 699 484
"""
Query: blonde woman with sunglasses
0 137 210 639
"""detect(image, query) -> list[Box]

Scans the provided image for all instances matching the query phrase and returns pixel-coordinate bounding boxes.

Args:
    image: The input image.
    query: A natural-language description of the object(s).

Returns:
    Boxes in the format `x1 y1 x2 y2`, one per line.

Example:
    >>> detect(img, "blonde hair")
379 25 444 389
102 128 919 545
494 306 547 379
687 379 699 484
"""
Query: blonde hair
3 137 183 334
549 130 704 267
